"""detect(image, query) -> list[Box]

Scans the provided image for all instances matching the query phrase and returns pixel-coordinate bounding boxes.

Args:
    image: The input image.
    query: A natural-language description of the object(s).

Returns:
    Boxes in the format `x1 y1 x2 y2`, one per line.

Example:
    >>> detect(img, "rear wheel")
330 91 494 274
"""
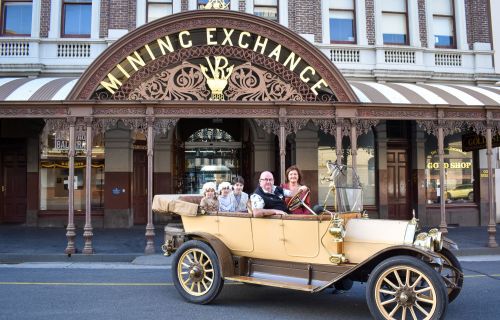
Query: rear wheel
367 256 448 320
436 248 463 303
172 240 224 304
467 192 473 201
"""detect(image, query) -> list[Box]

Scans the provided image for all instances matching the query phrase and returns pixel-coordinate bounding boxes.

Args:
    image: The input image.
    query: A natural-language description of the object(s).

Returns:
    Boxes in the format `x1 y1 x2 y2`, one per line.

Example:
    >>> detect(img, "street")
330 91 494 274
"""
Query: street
0 258 499 320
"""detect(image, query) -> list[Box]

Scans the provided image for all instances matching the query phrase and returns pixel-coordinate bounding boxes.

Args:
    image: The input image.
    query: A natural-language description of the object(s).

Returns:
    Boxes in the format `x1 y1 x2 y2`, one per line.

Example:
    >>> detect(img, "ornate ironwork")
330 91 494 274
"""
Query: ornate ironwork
312 119 336 135
357 119 379 135
153 118 179 136
0 108 67 116
255 119 280 135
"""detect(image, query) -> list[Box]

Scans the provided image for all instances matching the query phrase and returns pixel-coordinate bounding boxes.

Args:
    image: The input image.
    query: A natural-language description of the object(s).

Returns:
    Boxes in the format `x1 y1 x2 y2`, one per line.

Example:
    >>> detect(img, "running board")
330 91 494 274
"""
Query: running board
225 276 319 292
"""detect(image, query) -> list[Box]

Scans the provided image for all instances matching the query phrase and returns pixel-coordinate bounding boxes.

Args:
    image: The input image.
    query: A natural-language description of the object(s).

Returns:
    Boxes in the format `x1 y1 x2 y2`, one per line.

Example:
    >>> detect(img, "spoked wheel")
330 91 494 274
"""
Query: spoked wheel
172 240 223 304
436 248 463 303
367 256 448 320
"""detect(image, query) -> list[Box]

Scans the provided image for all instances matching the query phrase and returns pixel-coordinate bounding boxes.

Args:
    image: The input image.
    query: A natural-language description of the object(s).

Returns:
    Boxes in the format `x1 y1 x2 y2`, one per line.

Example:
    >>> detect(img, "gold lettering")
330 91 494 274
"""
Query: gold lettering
311 79 328 95
179 30 192 48
268 44 281 61
238 31 251 49
300 66 316 83
206 27 218 45
253 35 268 54
100 73 122 95
157 36 174 55
126 51 146 71
283 52 302 71
116 64 130 79
144 44 156 61
222 28 234 46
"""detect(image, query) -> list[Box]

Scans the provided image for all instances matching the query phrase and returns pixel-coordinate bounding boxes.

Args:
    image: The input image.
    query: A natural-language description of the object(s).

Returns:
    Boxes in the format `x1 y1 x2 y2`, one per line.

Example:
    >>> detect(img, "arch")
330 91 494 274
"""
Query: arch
68 10 358 102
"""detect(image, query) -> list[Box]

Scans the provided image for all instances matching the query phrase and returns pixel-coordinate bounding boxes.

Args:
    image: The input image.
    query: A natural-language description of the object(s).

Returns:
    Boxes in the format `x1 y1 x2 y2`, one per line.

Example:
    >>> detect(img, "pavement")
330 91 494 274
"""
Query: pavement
0 224 499 265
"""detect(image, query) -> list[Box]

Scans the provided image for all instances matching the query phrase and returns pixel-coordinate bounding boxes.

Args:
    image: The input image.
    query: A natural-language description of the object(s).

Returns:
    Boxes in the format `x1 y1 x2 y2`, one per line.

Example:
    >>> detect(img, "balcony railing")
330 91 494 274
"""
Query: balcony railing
0 40 30 57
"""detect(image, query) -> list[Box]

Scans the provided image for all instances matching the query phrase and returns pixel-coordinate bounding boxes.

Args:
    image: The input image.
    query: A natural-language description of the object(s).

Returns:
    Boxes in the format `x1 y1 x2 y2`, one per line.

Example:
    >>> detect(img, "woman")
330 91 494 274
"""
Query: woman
218 181 236 212
231 176 249 212
281 165 311 214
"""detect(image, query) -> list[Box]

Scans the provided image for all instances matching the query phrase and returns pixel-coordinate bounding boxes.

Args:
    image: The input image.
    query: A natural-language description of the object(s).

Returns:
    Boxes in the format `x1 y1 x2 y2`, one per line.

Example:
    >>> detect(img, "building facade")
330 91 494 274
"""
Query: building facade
0 0 499 253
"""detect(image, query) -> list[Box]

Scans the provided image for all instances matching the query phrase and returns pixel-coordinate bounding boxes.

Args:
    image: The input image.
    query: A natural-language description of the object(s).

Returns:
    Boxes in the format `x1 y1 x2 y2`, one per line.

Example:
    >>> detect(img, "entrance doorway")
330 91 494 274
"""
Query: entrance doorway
387 148 410 219
0 139 27 224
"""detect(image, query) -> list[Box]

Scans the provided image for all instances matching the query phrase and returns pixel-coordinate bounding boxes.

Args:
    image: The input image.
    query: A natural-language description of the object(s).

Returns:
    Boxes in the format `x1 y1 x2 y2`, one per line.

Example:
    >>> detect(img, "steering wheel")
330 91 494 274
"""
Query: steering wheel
287 189 310 212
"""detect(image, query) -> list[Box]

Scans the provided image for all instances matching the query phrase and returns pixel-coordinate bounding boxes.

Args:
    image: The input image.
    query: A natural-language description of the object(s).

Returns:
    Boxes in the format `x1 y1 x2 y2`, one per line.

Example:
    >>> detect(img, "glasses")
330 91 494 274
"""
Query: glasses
260 178 274 182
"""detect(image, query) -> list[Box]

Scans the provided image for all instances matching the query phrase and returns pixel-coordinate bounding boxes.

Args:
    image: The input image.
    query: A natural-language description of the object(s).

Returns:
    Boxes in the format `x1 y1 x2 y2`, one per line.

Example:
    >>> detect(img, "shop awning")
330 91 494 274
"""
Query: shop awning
349 81 500 106
0 77 499 106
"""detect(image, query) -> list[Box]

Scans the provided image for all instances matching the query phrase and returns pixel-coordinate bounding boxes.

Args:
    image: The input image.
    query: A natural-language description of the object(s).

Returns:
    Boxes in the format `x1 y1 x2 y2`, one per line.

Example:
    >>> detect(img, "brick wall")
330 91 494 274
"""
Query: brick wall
465 0 492 49
418 0 427 47
39 0 51 38
129 0 137 31
288 0 322 43
365 0 375 45
100 0 109 38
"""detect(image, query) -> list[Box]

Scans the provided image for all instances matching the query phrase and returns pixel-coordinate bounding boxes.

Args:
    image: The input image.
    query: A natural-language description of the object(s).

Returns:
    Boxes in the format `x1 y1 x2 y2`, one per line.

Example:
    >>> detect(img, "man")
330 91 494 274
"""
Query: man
250 171 308 217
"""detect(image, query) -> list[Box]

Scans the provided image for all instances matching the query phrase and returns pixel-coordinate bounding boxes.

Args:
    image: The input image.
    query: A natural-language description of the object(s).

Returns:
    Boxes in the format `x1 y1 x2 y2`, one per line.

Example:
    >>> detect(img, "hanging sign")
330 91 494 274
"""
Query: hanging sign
462 132 500 152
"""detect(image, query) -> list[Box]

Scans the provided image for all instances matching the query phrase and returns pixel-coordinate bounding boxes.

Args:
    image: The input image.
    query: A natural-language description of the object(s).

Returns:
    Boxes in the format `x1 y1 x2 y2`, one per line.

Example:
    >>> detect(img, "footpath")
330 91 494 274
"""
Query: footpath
0 225 499 265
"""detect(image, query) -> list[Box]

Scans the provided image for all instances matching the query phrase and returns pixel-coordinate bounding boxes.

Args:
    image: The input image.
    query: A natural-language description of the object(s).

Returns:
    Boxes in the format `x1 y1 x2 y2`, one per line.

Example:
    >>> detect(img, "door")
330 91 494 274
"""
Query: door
133 149 147 225
0 140 27 224
387 149 410 220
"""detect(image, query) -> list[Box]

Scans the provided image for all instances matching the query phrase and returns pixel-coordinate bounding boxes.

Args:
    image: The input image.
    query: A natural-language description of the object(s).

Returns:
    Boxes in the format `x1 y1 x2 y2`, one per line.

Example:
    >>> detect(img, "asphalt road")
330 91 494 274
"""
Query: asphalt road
0 259 499 320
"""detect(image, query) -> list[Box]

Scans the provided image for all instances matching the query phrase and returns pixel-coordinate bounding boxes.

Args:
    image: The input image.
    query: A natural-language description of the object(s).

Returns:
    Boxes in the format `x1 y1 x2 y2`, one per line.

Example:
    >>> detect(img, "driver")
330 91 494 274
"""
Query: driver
250 171 308 217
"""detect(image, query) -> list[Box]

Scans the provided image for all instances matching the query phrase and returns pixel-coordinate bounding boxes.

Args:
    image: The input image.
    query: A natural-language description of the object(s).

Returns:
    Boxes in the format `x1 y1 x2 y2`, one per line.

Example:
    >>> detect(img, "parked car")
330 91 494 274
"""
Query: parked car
154 161 462 320
447 184 473 201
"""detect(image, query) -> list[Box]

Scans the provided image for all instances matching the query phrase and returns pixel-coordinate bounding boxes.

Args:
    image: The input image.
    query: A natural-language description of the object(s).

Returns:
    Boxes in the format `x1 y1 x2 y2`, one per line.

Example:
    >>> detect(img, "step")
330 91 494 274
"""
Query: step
225 275 318 292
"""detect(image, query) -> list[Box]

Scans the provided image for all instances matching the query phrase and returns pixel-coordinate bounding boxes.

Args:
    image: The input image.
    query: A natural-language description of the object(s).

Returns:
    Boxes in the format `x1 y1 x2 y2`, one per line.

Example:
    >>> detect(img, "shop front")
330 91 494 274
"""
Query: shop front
0 9 499 253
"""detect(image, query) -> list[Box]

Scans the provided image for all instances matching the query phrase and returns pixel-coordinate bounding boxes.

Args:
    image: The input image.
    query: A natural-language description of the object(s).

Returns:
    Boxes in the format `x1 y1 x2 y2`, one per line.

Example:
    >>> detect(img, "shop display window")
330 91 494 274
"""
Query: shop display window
39 129 105 210
425 133 475 204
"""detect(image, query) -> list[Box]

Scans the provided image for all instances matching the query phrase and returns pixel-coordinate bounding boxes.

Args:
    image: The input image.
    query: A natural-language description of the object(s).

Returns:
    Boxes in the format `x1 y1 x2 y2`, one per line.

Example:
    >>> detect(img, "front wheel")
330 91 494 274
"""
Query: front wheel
367 256 448 320
172 240 224 304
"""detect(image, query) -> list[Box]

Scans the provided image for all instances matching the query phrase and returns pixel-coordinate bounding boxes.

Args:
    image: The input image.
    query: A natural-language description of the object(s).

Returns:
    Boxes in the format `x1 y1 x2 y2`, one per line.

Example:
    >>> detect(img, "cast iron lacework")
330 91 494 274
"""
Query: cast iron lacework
187 128 235 142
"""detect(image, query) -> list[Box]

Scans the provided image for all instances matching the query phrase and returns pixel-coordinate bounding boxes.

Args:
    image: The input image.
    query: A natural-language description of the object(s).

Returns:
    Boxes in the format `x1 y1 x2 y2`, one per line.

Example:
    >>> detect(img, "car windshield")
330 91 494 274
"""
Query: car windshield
326 161 363 213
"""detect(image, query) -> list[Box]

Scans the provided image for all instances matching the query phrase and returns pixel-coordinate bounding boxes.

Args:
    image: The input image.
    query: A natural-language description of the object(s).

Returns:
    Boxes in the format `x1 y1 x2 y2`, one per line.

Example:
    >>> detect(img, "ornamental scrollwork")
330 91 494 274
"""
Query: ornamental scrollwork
153 118 179 136
128 62 210 101
312 119 336 135
225 62 303 101
357 119 380 136
255 119 280 136
121 118 148 134
93 118 120 134
284 119 310 135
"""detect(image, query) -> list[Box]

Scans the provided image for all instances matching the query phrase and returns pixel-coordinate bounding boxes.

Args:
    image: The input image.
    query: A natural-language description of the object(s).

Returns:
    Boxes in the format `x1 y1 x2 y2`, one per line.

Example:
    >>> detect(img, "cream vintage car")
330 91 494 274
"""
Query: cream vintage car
153 161 462 320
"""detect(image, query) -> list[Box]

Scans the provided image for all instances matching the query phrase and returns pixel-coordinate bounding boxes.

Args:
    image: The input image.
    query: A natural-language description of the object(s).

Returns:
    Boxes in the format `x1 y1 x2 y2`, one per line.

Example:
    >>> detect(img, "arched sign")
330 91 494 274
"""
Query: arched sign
68 10 357 103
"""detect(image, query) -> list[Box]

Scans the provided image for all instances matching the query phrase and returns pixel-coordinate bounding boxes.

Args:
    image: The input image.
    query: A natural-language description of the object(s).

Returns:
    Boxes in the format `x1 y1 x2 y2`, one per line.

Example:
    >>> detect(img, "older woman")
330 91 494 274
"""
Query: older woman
281 165 311 214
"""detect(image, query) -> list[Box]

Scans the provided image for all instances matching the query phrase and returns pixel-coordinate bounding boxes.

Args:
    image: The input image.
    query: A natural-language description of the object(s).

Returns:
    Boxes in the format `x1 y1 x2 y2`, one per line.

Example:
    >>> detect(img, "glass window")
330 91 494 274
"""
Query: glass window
433 0 455 48
39 129 105 210
425 133 475 204
148 0 173 22
382 0 408 45
254 0 278 22
317 130 376 208
1 1 32 36
62 0 91 37
329 0 355 43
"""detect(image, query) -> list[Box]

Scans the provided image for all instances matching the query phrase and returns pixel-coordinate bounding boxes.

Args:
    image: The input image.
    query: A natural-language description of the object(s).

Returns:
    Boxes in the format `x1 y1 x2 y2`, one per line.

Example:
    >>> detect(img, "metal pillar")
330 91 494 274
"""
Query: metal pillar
336 119 343 164
351 121 357 171
486 125 498 247
145 117 156 254
65 117 77 254
279 124 286 183
438 126 447 234
83 117 94 254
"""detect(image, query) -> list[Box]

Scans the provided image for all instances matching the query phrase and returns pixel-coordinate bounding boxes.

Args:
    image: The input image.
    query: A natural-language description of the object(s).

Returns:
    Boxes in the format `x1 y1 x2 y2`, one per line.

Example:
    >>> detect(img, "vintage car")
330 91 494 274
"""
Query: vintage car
152 161 463 320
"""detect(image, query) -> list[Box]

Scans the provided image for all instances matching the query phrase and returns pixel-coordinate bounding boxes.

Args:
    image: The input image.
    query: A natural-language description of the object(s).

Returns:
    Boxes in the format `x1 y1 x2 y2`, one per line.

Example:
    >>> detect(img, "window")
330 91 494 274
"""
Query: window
425 133 475 204
329 0 355 43
433 0 455 48
382 0 408 45
254 0 278 22
39 129 105 210
147 0 173 22
1 0 32 36
62 0 91 37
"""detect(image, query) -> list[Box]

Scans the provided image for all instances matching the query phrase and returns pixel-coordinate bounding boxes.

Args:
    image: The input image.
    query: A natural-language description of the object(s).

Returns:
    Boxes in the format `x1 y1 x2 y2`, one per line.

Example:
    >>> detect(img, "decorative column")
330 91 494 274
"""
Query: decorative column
83 117 94 254
278 108 287 183
65 117 77 254
486 116 498 247
437 118 447 234
145 115 156 254
336 118 343 164
350 119 358 171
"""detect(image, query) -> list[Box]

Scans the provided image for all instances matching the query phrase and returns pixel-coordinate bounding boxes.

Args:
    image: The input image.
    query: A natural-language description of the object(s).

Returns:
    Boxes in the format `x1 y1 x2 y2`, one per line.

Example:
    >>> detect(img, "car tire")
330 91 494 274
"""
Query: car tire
446 192 452 201
437 248 463 303
172 240 224 304
467 192 474 201
366 255 448 320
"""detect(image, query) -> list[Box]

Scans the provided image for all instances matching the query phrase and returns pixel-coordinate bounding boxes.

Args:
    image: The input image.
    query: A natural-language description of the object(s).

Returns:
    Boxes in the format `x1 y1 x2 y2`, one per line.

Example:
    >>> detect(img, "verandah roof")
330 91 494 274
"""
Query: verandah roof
0 77 498 106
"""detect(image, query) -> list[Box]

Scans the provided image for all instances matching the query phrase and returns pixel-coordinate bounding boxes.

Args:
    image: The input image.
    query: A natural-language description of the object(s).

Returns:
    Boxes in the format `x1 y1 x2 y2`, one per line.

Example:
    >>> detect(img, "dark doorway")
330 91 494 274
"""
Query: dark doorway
133 146 147 225
0 139 27 224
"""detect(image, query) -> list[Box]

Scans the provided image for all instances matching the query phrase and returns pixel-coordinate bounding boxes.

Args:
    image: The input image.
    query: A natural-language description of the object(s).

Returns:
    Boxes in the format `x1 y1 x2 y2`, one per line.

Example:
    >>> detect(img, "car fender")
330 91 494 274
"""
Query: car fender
442 236 459 250
314 245 442 292
185 232 235 277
